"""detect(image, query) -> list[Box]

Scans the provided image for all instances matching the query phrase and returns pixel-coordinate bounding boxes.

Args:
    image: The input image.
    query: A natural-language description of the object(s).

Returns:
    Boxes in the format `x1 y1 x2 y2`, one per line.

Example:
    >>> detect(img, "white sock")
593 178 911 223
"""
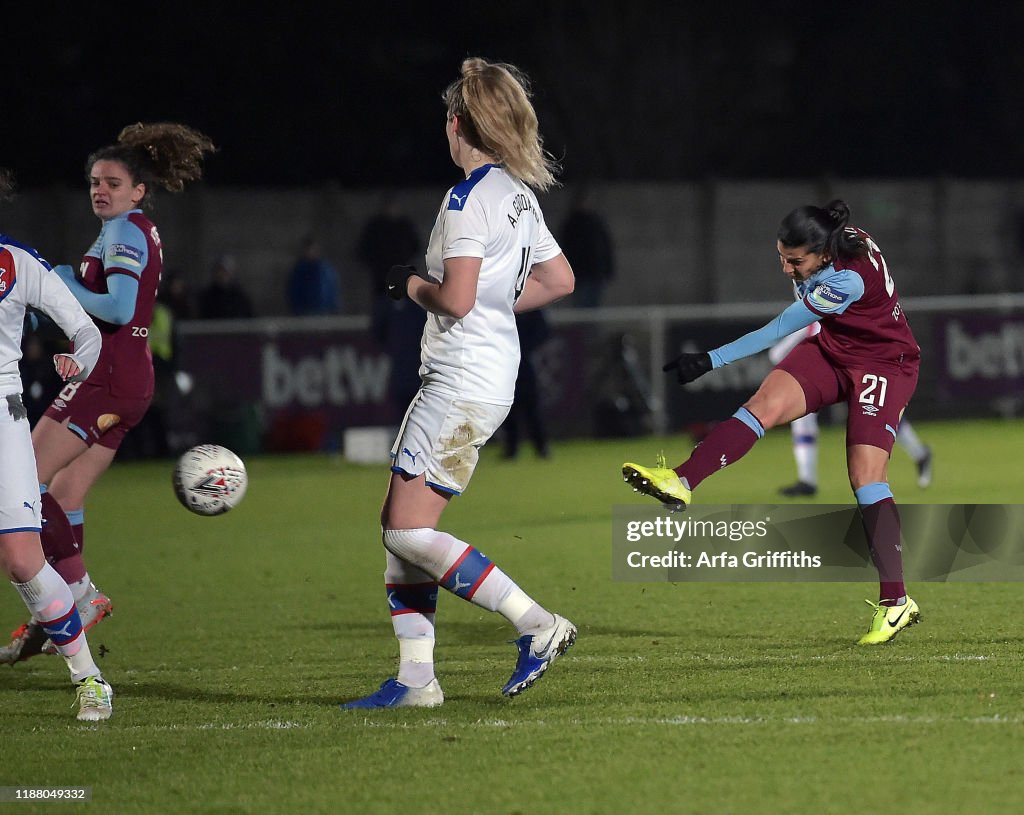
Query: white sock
896 420 926 461
382 527 550 632
397 638 435 687
12 563 99 682
384 552 436 688
68 572 92 604
512 603 556 635
791 413 819 485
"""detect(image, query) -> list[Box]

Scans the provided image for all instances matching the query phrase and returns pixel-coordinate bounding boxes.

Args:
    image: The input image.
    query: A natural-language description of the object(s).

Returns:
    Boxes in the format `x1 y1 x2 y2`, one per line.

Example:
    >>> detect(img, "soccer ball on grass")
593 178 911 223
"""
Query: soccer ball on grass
173 444 248 516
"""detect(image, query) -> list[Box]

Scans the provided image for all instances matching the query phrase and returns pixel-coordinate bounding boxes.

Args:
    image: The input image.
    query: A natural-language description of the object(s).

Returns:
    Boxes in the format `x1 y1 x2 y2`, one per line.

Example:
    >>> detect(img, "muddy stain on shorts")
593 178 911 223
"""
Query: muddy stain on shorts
438 420 478 487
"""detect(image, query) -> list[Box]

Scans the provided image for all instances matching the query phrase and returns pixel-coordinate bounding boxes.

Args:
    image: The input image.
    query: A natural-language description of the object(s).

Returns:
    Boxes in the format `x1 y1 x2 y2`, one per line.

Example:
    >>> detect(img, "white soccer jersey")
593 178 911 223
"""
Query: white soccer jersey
0 236 101 397
420 164 561 405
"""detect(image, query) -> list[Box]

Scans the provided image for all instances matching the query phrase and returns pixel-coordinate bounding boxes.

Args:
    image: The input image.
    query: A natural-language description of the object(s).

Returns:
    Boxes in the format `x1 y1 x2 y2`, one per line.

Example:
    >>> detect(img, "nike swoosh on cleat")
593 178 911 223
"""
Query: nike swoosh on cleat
533 634 556 660
887 607 909 628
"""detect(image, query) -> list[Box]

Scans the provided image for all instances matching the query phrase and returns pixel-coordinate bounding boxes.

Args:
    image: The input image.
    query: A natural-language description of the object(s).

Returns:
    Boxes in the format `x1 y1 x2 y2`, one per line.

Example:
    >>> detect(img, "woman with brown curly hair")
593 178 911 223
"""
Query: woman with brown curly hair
0 124 214 664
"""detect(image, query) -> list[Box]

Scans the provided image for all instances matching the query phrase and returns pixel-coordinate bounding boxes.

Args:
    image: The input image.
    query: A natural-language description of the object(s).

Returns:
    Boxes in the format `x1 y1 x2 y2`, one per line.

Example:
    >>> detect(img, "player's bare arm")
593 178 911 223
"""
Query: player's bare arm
514 254 574 313
408 256 480 318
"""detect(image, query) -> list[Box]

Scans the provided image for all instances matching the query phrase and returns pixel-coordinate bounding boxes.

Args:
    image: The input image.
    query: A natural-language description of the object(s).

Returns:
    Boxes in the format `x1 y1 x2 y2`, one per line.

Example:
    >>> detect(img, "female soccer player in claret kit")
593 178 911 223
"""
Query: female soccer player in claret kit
0 168 114 718
623 200 923 644
343 58 577 709
0 124 214 664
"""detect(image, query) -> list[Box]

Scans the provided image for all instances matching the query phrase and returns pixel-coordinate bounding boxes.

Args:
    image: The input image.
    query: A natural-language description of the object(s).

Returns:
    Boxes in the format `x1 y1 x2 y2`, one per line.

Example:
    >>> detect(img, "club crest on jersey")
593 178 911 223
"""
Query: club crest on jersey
809 283 847 309
0 249 15 303
108 243 143 266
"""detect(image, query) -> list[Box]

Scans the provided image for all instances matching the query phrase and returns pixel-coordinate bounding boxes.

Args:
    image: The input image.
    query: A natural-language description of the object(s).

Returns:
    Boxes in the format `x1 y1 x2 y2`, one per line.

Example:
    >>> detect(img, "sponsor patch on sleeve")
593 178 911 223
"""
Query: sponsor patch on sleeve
808 283 848 310
106 243 143 267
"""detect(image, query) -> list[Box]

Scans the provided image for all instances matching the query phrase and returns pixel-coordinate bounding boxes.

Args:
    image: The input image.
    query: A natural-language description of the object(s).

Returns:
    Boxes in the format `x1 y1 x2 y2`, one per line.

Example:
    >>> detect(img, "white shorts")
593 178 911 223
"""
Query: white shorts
390 387 511 495
0 396 43 533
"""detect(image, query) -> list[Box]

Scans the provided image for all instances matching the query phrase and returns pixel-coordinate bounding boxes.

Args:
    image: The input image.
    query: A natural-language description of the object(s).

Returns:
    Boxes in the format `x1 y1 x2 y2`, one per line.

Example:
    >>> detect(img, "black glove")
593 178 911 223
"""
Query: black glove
386 264 431 301
662 351 713 385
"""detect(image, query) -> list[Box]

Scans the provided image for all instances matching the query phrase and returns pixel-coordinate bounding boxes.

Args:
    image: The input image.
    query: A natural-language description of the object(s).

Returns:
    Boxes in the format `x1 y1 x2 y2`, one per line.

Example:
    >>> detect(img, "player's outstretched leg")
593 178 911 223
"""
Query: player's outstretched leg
381 527 576 698
623 408 765 510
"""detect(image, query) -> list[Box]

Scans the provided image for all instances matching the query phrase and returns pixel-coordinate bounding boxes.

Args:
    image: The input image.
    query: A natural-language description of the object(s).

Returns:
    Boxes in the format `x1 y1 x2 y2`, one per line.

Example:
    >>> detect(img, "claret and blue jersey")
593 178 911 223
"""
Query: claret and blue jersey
710 227 919 371
64 209 163 399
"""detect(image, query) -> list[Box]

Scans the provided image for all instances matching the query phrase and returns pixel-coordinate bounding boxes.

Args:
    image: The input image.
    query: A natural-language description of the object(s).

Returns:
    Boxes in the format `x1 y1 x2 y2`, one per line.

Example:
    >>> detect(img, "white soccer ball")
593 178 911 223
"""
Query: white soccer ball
172 444 248 516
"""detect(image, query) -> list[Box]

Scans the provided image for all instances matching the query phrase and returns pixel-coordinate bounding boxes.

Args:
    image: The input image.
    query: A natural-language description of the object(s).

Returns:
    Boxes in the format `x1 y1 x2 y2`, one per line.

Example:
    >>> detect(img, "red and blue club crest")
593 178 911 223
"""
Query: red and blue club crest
0 248 17 304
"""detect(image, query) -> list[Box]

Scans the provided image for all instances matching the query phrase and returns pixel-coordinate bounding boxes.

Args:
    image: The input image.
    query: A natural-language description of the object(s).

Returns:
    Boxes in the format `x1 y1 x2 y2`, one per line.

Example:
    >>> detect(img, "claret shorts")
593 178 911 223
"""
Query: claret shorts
776 337 919 454
43 380 152 451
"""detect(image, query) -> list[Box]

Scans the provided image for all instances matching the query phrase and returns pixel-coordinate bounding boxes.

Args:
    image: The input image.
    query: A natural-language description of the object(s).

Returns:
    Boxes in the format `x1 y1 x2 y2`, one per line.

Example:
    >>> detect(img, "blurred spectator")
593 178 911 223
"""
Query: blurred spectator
371 297 427 416
161 267 194 320
356 195 421 291
558 186 615 308
198 255 254 319
287 237 341 315
502 310 551 459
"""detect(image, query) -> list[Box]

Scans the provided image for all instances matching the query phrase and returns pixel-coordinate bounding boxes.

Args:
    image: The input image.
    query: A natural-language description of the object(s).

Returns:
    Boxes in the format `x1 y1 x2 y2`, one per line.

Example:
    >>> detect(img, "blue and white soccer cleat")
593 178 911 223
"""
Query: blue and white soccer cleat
340 678 444 709
502 614 577 697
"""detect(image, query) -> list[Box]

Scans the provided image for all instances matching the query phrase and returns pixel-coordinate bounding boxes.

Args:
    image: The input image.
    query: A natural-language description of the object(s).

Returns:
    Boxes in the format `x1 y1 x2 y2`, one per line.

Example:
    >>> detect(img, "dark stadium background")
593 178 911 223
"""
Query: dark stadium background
6 4 1024 187
5 3 1022 454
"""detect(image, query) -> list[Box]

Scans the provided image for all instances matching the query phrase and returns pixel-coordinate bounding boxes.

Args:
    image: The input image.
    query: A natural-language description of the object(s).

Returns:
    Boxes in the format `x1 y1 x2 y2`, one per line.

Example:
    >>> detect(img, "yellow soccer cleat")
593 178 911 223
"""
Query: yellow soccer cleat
75 675 114 721
857 597 922 645
621 453 691 511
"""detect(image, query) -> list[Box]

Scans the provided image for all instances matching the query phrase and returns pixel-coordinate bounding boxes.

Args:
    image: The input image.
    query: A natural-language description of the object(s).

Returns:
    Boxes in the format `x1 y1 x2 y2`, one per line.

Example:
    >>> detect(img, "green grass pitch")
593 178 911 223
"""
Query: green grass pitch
1 419 1022 814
